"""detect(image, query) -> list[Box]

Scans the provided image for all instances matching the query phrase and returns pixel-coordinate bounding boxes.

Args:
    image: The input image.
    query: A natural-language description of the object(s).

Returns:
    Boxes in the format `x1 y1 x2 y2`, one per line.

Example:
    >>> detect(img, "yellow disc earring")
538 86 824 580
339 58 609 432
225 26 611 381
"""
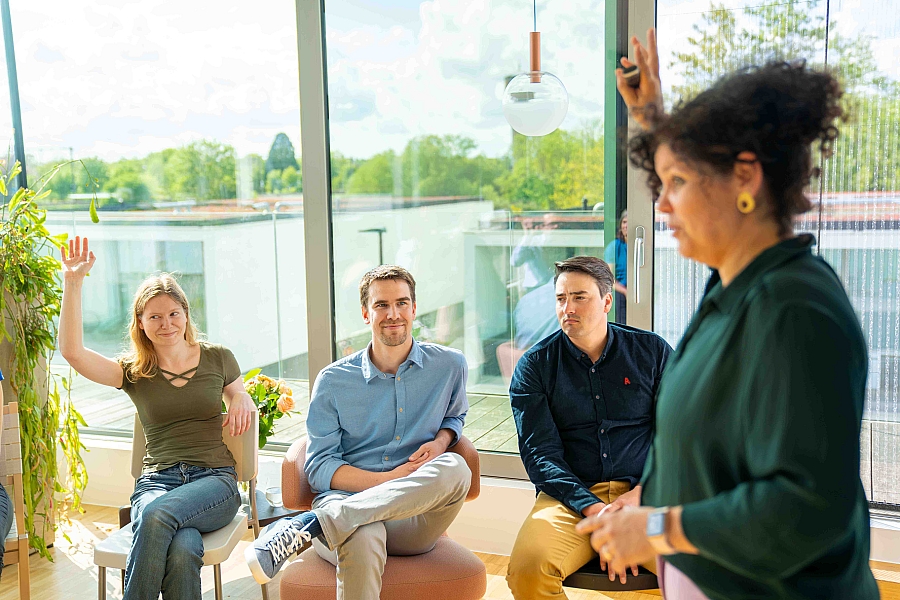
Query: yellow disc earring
737 192 756 214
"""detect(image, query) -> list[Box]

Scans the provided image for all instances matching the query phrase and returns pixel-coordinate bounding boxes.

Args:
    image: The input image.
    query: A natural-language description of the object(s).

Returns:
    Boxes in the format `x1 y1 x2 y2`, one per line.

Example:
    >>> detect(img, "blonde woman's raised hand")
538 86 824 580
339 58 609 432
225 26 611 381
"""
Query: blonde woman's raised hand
616 28 663 131
61 236 96 282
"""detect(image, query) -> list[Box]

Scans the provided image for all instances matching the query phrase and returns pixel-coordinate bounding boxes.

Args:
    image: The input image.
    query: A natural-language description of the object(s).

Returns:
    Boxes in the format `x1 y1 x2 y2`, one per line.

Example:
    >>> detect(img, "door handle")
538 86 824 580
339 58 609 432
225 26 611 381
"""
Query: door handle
633 226 645 304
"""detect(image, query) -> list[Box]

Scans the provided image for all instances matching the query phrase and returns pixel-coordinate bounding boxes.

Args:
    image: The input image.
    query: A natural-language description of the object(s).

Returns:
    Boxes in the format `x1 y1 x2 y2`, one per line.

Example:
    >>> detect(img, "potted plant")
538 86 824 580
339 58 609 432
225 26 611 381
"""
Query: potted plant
0 160 92 558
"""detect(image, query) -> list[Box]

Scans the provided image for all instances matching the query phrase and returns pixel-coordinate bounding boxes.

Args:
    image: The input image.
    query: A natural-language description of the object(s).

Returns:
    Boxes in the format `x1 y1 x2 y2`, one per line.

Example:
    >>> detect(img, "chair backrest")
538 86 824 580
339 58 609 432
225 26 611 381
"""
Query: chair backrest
131 410 259 482
283 435 481 511
1 402 28 554
0 402 22 479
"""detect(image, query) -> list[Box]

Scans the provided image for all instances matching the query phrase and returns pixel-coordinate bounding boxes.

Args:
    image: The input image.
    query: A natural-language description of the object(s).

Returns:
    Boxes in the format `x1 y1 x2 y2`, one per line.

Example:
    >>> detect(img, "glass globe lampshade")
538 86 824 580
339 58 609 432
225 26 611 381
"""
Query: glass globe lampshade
502 71 568 137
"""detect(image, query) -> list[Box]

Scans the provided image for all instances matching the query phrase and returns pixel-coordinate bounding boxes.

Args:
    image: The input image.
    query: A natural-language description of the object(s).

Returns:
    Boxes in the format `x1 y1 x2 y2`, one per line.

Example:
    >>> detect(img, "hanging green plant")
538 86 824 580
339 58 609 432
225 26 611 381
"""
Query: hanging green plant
0 160 91 558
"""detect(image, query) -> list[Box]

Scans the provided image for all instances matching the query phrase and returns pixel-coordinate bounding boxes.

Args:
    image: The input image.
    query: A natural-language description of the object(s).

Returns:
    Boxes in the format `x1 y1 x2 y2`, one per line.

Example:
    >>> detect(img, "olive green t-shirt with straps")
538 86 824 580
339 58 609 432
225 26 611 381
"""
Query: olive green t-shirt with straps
119 342 240 474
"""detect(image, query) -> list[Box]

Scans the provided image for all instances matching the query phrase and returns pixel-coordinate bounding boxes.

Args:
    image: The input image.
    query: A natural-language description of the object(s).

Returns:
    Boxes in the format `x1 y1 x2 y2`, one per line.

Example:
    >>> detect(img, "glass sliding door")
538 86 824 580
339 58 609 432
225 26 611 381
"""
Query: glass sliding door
317 0 612 459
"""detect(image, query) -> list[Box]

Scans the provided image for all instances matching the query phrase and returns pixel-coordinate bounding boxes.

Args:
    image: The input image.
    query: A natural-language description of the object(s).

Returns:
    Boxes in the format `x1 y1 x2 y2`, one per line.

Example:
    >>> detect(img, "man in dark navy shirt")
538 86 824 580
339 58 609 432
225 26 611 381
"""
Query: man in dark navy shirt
506 256 672 597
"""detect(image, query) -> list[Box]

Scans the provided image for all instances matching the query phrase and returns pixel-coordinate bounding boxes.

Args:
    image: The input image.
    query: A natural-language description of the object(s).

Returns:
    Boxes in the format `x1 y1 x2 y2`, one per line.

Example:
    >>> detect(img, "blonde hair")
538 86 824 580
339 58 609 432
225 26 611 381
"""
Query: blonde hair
120 273 201 382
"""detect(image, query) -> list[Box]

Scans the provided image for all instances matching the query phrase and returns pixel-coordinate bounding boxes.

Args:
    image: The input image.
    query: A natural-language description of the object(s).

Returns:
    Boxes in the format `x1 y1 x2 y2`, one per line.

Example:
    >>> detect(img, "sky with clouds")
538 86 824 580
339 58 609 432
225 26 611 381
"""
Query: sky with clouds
2 0 897 164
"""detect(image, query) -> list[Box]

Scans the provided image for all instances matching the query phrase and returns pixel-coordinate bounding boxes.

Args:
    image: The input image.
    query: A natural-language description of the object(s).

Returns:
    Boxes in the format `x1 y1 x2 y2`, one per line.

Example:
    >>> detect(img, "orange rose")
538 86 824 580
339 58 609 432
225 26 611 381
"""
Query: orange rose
277 393 295 413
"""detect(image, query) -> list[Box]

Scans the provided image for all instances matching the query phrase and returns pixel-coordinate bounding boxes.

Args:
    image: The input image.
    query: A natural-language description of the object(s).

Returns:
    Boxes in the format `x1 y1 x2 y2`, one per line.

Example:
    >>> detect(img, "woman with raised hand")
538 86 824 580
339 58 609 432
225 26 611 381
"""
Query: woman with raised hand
576 30 879 599
58 236 256 600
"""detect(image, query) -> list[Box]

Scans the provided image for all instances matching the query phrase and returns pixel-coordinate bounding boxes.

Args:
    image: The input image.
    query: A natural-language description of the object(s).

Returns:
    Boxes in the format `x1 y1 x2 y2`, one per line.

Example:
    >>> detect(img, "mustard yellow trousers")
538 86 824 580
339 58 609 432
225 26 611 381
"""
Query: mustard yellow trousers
506 481 655 600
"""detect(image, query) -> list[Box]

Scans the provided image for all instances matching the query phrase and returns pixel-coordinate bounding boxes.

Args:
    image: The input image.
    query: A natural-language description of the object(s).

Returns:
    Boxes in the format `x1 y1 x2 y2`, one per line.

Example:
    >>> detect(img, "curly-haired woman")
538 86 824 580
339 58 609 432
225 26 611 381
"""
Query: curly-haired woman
576 29 879 600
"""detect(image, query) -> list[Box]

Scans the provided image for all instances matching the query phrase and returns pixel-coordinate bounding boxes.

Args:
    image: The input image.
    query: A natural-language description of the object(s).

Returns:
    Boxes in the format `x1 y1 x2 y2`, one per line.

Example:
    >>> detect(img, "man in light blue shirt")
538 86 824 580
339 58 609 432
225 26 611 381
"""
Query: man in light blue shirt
246 266 472 598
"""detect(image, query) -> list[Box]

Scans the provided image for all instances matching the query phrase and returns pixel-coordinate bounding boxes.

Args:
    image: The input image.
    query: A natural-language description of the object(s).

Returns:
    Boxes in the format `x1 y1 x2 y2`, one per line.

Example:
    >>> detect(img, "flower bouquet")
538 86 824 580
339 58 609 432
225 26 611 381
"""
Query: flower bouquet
243 368 295 449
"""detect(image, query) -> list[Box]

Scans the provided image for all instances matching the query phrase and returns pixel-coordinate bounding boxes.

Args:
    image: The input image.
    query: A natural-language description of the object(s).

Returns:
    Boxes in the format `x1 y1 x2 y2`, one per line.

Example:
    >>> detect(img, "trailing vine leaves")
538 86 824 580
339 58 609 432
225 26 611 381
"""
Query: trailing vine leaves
0 161 90 558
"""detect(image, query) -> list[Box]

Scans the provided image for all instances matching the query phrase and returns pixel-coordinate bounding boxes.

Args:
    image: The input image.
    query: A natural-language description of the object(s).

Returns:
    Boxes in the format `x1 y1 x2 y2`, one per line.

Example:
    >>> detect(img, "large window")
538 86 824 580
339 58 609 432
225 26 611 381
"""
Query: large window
14 1 309 445
8 0 894 487
321 0 614 454
654 0 900 506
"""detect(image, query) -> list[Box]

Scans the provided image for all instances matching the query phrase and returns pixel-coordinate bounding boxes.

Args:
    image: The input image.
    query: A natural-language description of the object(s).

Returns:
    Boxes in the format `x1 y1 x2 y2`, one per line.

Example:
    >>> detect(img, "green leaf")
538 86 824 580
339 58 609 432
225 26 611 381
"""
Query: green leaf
243 368 262 382
89 197 99 223
8 187 25 211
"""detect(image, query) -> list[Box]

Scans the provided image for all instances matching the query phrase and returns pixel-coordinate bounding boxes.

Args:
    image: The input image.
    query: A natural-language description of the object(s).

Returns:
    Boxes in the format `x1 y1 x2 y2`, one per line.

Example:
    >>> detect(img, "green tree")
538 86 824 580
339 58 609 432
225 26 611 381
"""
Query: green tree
346 150 395 194
144 148 175 199
342 135 506 199
266 133 299 173
30 157 109 203
265 169 283 194
669 0 900 194
104 159 149 205
331 152 360 193
248 153 267 195
396 135 506 198
494 125 604 210
280 165 301 194
161 140 236 201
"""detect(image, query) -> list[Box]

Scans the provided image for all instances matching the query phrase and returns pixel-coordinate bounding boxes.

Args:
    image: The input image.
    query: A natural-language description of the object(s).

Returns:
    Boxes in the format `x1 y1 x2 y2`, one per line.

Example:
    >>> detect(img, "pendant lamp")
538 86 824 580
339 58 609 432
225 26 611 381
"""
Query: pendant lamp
502 0 568 137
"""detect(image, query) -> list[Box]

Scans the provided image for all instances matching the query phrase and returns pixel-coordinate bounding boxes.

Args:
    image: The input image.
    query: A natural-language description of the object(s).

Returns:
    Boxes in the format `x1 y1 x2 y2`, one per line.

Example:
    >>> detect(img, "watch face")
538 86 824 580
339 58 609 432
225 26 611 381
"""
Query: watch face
647 511 666 537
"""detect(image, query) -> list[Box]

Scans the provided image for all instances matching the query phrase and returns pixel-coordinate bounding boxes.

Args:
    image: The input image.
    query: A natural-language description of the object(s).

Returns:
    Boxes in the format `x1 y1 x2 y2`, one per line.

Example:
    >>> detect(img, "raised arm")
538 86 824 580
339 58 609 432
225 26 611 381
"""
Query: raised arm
616 28 664 131
58 236 124 388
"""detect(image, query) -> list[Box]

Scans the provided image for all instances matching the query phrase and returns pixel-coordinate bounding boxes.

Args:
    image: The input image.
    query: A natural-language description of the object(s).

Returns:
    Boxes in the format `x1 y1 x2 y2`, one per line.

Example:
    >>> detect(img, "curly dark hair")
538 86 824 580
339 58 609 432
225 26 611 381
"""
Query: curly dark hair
629 60 845 235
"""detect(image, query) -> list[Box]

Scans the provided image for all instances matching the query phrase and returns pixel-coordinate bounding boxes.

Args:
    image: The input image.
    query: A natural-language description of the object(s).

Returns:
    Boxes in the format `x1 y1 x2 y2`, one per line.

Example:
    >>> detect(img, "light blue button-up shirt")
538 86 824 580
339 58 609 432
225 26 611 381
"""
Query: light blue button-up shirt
304 339 468 494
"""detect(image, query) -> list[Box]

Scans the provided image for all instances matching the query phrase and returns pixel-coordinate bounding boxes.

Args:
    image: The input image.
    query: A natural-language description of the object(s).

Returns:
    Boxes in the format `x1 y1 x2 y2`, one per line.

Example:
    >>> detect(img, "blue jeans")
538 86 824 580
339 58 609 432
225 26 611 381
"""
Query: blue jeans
124 463 240 600
0 484 12 572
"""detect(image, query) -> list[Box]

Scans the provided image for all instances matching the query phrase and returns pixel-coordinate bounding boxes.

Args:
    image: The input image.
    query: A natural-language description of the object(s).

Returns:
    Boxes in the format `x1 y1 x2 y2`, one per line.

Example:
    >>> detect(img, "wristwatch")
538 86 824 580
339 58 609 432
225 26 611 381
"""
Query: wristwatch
646 506 676 555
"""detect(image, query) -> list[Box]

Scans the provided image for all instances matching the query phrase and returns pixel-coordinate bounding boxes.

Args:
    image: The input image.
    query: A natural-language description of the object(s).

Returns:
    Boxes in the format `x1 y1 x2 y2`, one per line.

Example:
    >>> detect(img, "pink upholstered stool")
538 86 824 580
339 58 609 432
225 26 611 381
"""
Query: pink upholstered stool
280 536 487 600
278 437 487 600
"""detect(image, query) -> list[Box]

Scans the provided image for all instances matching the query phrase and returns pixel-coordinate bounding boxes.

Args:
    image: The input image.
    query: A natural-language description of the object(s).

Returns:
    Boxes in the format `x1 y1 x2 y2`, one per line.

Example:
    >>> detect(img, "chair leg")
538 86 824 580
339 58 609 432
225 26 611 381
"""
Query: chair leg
249 478 261 539
121 569 126 591
214 563 223 600
249 478 267 600
20 540 31 600
98 566 106 600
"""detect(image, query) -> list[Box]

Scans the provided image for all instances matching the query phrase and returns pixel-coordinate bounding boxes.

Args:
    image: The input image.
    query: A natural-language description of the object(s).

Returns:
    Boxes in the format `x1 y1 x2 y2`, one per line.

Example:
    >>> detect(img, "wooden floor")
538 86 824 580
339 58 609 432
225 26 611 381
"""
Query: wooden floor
3 504 900 599
58 367 519 453
0 504 661 600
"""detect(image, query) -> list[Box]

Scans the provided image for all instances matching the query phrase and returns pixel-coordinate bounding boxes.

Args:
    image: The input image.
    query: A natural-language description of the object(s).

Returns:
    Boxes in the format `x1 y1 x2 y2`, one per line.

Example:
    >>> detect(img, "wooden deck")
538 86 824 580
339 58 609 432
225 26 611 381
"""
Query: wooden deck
53 366 517 453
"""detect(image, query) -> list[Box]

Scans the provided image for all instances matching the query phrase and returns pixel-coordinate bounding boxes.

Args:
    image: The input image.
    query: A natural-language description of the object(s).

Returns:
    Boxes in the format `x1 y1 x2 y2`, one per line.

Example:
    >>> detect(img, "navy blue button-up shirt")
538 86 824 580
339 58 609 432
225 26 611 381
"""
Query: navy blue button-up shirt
510 325 672 514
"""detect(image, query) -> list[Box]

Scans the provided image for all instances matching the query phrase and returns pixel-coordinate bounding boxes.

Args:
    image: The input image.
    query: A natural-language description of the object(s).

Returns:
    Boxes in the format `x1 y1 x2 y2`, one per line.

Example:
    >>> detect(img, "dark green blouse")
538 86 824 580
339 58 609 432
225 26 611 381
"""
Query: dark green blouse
641 235 878 599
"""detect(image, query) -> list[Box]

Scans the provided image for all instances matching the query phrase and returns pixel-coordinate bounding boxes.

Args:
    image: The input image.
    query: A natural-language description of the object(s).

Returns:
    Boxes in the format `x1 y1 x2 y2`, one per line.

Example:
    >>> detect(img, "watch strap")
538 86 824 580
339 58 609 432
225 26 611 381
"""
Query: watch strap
647 506 676 555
